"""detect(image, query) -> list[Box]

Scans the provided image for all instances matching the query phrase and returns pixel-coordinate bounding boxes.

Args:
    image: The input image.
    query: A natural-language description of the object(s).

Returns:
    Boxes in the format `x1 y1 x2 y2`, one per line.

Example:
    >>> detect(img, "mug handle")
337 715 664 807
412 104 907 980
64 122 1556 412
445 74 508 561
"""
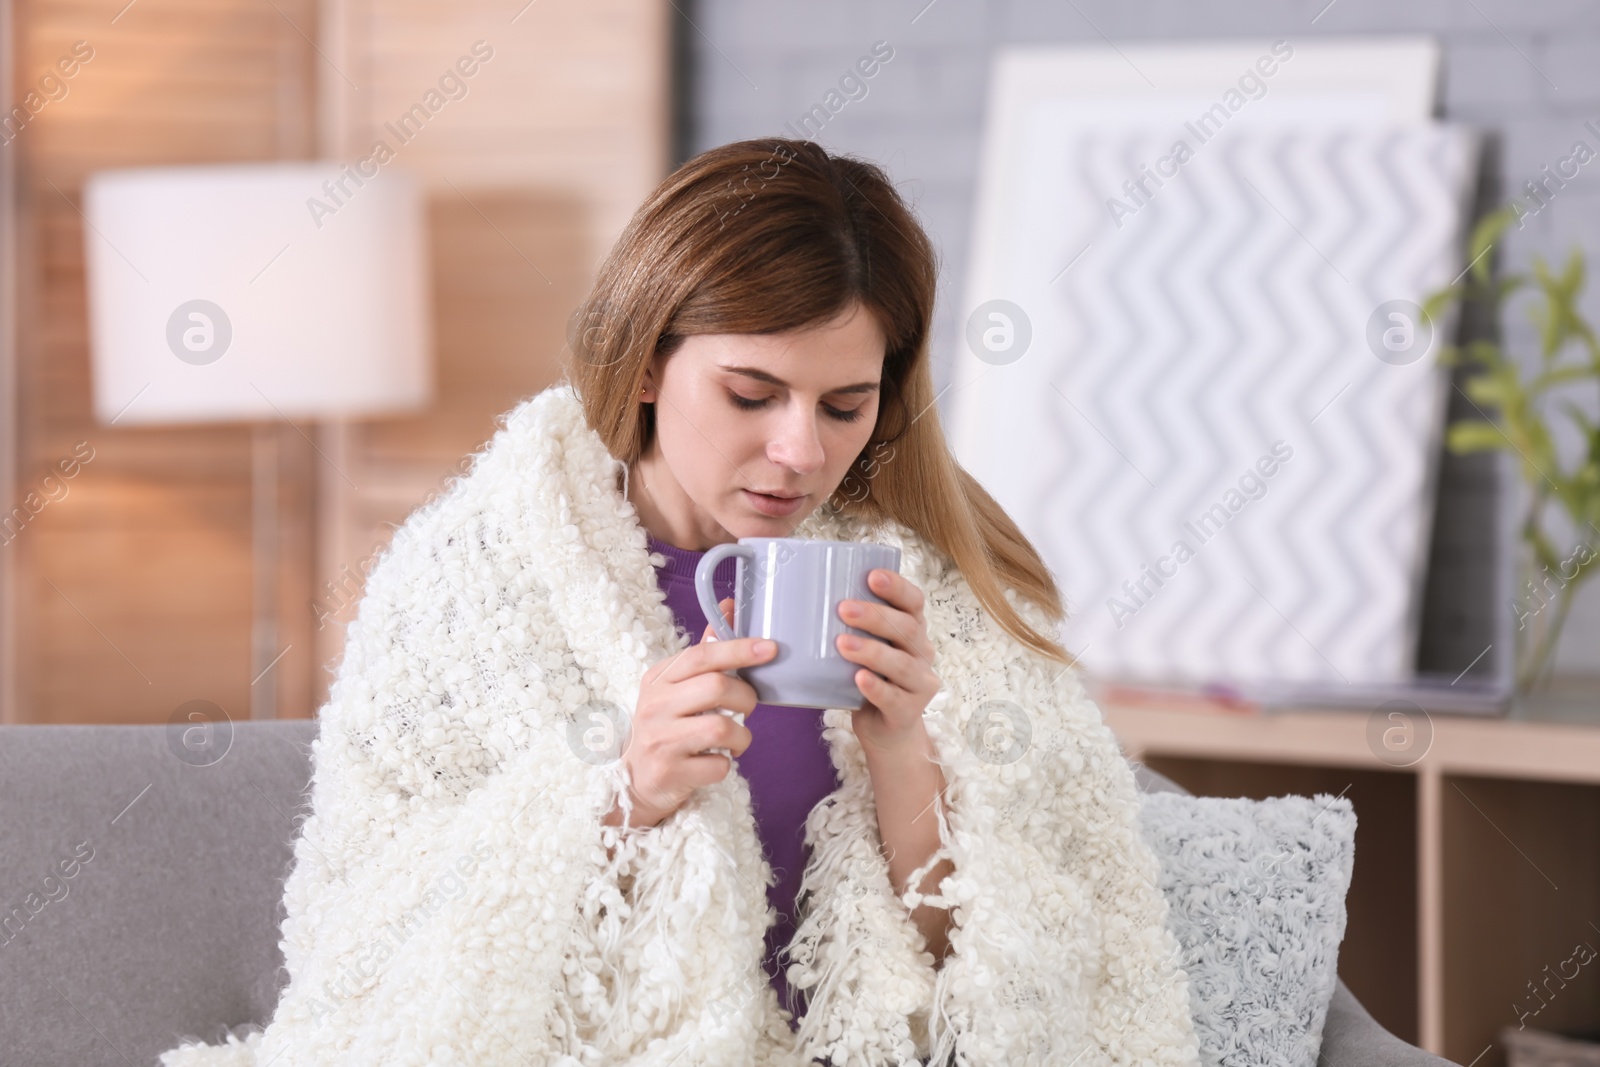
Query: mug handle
694 542 755 641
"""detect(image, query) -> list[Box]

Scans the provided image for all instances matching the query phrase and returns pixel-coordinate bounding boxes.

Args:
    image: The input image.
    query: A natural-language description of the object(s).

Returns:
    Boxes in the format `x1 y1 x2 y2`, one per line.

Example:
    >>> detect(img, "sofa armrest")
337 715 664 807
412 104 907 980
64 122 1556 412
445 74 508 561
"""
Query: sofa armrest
1320 979 1459 1066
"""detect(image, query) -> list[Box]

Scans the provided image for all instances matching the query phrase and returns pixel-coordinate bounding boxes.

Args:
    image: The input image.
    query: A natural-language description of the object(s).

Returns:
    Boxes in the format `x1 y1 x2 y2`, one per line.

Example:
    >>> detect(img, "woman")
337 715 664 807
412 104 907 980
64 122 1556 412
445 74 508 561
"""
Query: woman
159 140 1200 1067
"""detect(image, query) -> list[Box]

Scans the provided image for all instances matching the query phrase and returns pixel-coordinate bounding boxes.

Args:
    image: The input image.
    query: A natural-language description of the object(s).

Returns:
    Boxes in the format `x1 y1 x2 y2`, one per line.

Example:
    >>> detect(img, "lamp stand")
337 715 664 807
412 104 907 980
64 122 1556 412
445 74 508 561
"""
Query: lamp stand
251 422 280 719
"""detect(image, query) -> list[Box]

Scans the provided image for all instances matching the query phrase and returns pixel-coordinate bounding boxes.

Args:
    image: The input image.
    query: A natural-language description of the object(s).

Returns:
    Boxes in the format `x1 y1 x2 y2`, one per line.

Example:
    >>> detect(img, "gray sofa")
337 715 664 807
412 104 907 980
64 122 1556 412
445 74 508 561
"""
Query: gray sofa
0 721 1457 1066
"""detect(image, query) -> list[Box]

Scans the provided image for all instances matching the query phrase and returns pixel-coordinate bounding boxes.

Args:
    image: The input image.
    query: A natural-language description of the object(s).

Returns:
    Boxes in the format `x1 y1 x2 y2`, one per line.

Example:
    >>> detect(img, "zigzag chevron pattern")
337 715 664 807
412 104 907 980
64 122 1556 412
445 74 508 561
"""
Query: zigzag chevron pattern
949 124 1480 688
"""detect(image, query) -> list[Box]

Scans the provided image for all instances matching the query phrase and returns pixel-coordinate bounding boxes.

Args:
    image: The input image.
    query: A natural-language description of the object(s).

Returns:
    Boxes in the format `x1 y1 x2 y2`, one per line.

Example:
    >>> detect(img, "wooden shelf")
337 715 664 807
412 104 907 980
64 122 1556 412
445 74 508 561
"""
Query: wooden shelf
1100 695 1600 1067
1102 701 1600 785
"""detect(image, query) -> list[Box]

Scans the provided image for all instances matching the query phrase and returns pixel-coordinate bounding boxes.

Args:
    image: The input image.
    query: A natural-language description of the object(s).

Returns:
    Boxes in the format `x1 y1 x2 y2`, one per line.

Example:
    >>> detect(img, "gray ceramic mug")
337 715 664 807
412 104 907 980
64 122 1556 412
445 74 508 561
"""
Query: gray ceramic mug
693 537 902 710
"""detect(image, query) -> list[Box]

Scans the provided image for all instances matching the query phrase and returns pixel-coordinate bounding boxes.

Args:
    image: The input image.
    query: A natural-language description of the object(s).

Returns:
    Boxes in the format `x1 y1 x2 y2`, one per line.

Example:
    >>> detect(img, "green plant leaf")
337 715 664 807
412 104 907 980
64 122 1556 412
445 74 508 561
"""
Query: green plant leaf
1446 420 1506 454
1420 286 1461 325
1491 275 1529 305
1531 364 1596 394
1558 399 1596 436
1524 414 1561 485
1466 207 1519 286
1560 247 1585 295
1464 339 1504 368
1464 373 1514 407
1531 250 1590 362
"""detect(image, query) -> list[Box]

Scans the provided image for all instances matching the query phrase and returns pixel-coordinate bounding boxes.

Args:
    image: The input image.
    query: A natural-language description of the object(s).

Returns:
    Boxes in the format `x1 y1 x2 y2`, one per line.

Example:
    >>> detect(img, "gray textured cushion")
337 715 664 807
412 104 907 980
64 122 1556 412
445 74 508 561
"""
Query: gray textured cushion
1134 765 1451 1066
1138 791 1357 1067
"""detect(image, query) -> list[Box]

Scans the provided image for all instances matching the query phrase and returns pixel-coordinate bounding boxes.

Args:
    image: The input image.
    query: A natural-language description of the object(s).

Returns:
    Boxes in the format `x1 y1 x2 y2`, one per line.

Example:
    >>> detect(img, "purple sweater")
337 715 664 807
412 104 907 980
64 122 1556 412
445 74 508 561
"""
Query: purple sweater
644 532 842 1028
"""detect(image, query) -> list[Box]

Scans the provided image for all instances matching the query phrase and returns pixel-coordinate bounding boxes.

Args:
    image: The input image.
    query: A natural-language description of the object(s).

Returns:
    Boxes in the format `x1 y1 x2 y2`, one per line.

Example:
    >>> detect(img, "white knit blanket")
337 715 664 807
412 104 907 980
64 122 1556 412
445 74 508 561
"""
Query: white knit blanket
158 381 1201 1067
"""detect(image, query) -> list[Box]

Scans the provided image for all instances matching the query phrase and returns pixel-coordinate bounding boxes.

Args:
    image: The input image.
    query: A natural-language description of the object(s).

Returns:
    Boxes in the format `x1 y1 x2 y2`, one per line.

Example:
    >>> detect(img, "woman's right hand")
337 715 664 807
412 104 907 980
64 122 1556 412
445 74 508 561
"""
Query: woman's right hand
602 597 775 830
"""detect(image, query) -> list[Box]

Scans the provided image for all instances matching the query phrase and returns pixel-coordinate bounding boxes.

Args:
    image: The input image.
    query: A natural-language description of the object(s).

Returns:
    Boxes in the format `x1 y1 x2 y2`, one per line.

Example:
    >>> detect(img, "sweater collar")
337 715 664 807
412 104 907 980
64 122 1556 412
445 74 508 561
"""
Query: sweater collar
645 532 720 585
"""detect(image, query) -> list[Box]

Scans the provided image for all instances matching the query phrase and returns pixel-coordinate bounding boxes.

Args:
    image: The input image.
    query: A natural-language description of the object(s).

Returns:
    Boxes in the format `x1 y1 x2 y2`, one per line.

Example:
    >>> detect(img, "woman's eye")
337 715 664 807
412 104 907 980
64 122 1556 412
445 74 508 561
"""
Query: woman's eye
727 392 866 424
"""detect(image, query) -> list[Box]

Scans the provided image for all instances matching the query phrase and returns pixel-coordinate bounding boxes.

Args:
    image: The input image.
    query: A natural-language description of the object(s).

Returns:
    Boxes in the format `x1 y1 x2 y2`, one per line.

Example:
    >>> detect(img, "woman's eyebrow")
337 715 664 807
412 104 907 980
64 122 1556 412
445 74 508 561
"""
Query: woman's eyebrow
720 365 881 394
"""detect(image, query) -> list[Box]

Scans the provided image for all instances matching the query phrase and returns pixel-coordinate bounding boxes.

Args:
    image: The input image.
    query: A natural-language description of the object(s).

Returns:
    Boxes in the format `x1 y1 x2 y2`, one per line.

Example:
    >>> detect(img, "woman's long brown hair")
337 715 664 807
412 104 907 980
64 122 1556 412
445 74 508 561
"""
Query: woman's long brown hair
564 138 1072 665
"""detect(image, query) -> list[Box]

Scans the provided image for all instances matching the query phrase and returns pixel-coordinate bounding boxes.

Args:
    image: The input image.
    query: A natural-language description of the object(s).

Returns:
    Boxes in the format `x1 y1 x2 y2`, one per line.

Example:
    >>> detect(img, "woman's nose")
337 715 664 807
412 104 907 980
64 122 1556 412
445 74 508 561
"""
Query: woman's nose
768 407 827 473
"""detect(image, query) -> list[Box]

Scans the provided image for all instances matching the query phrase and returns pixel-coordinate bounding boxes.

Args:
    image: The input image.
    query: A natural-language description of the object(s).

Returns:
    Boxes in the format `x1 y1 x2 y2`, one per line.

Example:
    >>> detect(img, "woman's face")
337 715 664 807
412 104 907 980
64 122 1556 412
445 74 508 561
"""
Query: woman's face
634 300 886 549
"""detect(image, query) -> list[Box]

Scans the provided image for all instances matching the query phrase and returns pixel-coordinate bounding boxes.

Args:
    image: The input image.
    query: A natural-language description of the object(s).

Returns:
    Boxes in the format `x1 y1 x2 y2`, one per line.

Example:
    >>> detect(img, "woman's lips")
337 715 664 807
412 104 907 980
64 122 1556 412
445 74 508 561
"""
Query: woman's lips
743 489 807 516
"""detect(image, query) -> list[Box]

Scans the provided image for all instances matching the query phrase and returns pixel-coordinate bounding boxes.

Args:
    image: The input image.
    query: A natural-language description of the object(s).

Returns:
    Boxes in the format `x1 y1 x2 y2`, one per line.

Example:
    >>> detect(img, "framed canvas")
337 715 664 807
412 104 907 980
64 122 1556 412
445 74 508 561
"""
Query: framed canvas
948 38 1481 692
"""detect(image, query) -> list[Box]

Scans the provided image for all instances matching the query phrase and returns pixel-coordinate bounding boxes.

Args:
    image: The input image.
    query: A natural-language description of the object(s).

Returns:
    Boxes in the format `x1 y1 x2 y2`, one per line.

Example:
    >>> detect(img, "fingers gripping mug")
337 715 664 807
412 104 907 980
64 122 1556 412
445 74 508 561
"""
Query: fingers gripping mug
693 537 902 710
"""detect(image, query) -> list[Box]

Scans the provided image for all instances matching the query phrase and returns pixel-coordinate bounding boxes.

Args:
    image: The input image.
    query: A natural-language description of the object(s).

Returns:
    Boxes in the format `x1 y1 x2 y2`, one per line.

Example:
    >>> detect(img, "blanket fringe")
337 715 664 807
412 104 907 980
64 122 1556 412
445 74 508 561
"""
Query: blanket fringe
158 1027 262 1067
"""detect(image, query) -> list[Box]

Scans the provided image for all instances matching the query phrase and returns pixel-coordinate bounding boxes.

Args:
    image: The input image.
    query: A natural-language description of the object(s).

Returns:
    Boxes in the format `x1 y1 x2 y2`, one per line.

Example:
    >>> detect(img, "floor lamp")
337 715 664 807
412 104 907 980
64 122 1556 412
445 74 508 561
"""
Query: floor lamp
81 162 433 719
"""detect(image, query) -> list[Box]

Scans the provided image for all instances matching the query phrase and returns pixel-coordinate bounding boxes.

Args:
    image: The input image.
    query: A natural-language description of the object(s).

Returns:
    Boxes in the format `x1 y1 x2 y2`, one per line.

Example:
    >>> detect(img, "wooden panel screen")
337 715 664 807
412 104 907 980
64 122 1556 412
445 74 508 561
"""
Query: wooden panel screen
4 0 667 723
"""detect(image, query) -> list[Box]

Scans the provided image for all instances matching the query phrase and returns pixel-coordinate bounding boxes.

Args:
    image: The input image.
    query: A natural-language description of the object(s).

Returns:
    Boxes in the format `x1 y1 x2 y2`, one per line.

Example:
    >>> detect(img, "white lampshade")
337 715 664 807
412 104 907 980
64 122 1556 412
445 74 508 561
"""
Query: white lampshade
82 162 433 426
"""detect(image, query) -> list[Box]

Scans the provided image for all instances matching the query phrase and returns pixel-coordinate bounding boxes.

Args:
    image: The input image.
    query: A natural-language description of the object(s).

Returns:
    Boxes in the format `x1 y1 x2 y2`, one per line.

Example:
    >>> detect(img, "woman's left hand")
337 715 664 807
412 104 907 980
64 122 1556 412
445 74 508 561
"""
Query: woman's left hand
837 568 942 756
